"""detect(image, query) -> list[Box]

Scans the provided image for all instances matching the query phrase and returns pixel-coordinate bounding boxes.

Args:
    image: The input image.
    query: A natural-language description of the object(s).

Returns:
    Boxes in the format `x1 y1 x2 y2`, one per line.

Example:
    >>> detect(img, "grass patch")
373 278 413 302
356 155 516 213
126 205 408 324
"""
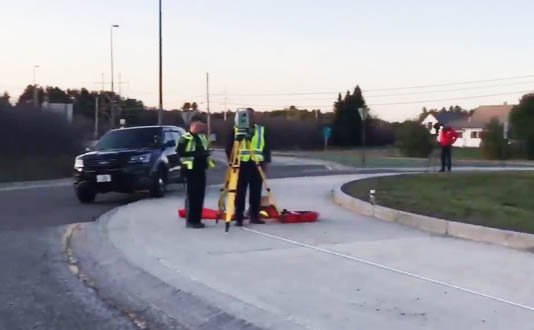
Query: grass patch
343 172 534 234
294 147 533 168
303 148 428 168
0 155 74 183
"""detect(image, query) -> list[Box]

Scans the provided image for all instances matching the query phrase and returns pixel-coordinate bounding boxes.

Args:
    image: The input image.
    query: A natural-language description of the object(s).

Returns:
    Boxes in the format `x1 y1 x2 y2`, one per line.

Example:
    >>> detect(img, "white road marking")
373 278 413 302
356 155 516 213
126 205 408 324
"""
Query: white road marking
242 227 534 312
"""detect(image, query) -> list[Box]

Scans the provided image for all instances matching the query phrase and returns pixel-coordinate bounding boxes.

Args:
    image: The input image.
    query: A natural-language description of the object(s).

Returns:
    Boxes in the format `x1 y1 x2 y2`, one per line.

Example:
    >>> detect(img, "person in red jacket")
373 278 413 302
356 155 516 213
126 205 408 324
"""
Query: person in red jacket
439 125 459 172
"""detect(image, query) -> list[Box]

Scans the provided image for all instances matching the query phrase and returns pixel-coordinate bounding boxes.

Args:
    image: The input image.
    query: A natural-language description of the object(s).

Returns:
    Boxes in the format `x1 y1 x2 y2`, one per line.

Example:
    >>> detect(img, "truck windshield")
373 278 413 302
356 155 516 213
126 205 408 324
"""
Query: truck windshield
96 128 161 150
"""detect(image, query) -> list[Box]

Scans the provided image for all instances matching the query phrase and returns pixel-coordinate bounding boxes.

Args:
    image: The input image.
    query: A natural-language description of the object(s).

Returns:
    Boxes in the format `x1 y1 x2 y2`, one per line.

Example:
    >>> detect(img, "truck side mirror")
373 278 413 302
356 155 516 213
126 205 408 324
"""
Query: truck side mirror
164 140 176 148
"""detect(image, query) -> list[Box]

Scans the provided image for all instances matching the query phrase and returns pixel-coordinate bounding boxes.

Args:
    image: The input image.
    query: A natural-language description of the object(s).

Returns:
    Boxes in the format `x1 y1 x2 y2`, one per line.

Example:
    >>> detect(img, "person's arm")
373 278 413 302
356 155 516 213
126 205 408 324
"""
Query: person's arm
176 137 186 157
177 136 206 158
263 127 271 164
452 130 459 144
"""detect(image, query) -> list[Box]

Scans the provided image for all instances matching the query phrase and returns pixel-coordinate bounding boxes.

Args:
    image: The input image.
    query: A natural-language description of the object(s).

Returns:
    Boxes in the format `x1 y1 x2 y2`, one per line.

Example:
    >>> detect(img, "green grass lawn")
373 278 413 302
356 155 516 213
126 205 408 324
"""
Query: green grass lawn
343 172 534 234
0 155 74 183
291 147 533 168
301 148 428 168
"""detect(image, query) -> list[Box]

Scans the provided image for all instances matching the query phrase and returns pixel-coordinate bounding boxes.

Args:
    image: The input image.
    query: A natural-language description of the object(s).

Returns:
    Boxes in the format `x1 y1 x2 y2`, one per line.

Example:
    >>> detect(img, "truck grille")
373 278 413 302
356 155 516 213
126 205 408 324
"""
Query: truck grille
84 158 122 169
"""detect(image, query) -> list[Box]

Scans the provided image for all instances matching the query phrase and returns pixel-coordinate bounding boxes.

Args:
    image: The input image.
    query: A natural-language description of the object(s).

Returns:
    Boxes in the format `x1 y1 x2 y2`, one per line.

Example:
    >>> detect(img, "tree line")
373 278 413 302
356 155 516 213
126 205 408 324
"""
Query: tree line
4 83 534 158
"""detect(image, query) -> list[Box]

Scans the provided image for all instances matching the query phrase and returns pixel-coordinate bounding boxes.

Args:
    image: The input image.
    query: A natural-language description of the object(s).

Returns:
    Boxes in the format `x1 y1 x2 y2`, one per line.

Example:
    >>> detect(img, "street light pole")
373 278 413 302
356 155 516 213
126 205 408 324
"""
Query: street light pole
94 95 100 140
158 0 163 125
110 24 119 128
33 65 39 108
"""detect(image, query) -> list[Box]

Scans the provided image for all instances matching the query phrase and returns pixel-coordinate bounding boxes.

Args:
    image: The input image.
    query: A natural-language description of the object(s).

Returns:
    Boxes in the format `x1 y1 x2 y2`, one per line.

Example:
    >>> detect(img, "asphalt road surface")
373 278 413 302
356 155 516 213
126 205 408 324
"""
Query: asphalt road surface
0 164 352 330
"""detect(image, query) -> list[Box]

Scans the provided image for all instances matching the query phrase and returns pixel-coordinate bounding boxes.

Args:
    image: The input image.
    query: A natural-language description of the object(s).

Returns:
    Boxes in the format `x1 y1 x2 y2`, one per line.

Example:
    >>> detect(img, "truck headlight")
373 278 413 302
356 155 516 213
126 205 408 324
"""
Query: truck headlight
74 158 84 170
129 153 151 164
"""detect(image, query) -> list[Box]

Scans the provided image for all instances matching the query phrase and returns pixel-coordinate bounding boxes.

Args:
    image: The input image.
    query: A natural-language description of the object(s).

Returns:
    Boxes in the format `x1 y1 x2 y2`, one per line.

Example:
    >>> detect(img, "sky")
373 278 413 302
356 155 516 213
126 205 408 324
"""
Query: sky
2 0 534 122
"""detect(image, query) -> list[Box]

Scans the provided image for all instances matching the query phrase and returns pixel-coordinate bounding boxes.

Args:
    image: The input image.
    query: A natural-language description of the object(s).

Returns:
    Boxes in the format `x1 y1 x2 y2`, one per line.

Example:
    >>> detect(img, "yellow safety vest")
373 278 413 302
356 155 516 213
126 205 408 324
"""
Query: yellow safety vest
180 133 215 170
236 125 265 162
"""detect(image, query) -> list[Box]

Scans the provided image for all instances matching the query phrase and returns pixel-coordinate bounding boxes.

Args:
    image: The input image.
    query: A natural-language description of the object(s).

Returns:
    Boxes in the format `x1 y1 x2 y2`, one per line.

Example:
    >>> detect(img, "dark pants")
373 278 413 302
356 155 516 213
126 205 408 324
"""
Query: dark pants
235 162 262 222
441 145 452 171
185 170 206 224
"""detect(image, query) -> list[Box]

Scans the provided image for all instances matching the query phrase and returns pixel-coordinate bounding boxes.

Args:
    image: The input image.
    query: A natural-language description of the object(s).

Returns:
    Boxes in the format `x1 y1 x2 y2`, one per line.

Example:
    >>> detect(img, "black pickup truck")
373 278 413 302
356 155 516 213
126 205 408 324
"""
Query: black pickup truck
73 125 186 203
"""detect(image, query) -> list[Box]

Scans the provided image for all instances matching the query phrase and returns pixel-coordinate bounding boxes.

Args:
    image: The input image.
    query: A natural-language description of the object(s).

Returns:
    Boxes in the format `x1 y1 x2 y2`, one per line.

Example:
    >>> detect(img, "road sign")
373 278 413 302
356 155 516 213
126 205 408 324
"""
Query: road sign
323 126 332 150
358 107 367 120
323 126 332 139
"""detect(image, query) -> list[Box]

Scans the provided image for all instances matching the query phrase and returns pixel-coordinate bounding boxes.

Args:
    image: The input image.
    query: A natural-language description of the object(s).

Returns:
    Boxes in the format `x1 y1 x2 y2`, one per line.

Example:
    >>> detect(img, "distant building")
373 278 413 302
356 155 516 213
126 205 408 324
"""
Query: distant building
420 103 513 148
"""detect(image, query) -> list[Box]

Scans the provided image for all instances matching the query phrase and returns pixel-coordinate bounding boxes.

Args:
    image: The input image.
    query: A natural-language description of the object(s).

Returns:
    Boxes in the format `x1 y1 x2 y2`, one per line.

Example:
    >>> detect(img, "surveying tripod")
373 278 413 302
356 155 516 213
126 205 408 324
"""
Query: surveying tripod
217 133 277 233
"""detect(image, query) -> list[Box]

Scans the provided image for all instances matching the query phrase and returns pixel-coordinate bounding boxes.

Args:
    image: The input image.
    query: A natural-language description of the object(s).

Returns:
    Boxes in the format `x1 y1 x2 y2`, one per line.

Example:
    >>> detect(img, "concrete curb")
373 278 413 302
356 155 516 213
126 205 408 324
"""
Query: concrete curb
332 176 534 251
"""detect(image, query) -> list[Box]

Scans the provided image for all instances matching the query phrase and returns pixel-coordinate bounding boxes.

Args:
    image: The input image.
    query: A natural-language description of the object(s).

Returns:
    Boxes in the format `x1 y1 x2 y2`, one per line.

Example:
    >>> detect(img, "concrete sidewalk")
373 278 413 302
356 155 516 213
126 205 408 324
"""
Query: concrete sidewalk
90 175 534 329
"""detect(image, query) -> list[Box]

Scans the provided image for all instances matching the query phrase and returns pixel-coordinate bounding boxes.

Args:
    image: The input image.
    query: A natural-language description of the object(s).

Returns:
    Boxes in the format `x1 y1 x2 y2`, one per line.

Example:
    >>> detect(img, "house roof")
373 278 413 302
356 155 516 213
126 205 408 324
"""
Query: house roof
470 105 513 124
448 119 485 130
433 112 468 124
444 104 514 130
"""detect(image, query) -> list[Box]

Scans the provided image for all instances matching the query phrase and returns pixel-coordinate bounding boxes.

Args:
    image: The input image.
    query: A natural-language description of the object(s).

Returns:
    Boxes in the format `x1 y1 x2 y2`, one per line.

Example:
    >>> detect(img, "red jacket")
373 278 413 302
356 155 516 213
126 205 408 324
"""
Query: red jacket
439 128 459 147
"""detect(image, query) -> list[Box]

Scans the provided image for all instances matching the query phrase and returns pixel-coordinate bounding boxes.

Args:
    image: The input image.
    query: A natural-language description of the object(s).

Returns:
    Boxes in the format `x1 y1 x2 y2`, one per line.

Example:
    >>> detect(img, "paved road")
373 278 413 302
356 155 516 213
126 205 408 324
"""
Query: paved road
0 161 352 330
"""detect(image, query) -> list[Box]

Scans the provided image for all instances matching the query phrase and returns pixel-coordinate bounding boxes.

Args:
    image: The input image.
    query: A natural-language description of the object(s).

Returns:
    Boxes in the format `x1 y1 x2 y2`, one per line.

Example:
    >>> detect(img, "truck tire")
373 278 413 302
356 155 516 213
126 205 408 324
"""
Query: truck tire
76 183 96 203
150 169 167 198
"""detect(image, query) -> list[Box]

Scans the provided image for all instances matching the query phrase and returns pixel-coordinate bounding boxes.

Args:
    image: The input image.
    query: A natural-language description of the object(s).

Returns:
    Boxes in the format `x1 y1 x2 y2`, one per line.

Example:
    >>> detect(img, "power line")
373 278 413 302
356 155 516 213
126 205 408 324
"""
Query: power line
369 90 532 106
365 74 534 92
209 89 533 109
207 80 534 102
210 74 534 97
364 80 534 97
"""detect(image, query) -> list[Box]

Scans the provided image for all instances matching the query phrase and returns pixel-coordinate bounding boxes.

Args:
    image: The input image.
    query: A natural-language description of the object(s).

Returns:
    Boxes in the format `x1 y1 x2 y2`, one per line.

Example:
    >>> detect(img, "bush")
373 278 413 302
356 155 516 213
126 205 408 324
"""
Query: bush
481 119 509 160
510 93 534 159
394 120 434 158
0 107 84 157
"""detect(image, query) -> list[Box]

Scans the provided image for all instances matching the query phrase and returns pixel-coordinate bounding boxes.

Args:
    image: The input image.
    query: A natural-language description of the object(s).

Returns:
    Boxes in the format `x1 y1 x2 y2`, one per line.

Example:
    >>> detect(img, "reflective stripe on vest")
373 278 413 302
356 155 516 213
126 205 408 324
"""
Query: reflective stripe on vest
236 125 265 162
180 133 214 170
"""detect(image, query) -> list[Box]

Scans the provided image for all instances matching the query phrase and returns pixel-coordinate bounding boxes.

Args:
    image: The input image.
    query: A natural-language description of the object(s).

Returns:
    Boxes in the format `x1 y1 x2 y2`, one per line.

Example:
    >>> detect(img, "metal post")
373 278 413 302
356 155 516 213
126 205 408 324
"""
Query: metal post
33 65 39 108
110 24 119 128
358 107 367 167
206 73 211 138
94 95 99 140
158 0 163 125
361 119 366 167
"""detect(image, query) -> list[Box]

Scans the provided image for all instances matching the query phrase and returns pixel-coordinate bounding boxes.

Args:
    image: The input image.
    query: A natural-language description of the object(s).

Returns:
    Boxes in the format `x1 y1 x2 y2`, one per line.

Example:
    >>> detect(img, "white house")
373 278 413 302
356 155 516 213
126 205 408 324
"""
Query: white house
420 104 513 148
421 111 468 147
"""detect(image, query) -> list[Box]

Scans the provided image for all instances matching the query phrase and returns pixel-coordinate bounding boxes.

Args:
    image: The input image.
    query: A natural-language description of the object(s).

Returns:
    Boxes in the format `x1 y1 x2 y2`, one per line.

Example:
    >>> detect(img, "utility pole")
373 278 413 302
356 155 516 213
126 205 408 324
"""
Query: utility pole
158 0 163 125
223 88 228 121
94 95 99 140
100 73 105 91
118 72 122 96
206 72 211 138
110 24 119 128
33 65 40 108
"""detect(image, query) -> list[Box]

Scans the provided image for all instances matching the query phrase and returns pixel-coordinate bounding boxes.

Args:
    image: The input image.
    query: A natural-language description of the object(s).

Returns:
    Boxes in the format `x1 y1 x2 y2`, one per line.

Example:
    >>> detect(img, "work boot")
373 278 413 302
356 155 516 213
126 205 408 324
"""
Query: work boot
250 218 265 224
186 222 205 229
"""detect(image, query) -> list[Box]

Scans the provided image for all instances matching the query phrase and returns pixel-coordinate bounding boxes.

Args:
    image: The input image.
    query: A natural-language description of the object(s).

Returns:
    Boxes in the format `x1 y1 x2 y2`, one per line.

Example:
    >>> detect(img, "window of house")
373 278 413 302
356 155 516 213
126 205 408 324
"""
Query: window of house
470 131 480 139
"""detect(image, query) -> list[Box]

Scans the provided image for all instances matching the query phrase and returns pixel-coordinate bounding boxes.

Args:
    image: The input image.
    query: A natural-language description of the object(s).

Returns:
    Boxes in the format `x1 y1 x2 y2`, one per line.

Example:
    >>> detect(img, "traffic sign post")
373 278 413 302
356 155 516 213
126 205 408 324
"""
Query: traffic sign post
323 126 332 150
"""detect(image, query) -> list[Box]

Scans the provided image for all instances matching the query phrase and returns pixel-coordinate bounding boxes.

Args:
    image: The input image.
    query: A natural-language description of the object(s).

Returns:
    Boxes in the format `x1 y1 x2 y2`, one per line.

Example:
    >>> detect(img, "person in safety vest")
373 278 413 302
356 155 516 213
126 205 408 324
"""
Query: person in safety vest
225 108 271 227
177 116 215 228
437 124 459 172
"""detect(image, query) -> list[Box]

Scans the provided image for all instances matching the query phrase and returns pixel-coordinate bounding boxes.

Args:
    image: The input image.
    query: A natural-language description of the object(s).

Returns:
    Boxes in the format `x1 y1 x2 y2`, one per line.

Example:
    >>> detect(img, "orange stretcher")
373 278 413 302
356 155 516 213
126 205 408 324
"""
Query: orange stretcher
178 205 319 224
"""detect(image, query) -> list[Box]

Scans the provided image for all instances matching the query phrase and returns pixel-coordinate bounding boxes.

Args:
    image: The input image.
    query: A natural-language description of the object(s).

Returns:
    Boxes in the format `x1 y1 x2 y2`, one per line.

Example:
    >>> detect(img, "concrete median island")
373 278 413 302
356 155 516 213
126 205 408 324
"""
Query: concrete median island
336 171 534 250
